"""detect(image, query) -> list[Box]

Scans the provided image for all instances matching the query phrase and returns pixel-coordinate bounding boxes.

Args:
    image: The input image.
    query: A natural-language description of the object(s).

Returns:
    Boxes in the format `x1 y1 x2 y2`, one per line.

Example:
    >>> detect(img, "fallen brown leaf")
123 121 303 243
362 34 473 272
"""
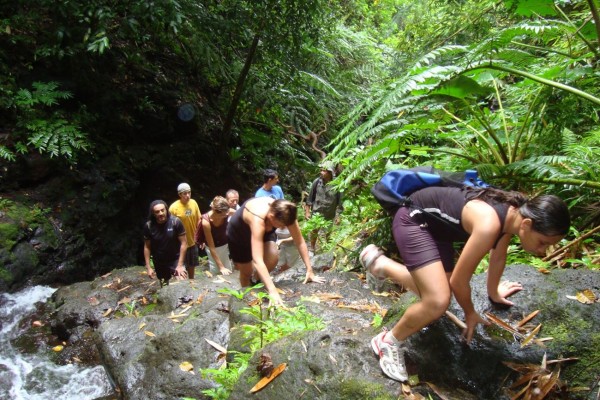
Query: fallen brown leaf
144 330 156 337
87 297 100 306
516 310 540 328
250 363 286 393
117 297 131 305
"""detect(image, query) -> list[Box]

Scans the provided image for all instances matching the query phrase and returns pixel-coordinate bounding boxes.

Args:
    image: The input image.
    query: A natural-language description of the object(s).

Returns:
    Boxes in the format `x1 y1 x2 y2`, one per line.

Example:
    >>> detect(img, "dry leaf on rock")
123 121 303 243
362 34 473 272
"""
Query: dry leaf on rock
144 331 156 337
250 363 286 393
205 338 227 354
179 361 194 373
315 293 343 301
567 289 597 304
117 297 131 305
516 310 540 328
87 297 100 306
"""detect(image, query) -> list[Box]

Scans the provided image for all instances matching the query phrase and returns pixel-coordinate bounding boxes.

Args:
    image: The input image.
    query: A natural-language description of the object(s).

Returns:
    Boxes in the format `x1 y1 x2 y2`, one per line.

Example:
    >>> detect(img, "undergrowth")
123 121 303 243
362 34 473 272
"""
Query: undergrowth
199 286 325 399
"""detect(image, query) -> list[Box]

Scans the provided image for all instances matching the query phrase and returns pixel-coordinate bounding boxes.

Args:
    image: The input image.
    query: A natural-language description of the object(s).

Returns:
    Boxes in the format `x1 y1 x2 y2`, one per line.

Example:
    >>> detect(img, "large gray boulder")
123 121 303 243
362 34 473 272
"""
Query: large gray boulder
47 264 599 399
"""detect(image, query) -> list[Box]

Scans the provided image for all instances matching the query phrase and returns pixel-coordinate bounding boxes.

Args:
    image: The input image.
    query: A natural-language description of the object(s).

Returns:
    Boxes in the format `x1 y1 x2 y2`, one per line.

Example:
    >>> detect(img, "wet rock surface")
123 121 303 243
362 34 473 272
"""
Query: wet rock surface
46 262 599 399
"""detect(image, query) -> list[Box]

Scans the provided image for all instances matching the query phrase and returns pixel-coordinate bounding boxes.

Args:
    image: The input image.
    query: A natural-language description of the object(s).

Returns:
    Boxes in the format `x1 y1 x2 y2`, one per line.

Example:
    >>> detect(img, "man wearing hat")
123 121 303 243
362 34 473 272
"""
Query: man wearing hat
304 162 343 252
169 183 201 278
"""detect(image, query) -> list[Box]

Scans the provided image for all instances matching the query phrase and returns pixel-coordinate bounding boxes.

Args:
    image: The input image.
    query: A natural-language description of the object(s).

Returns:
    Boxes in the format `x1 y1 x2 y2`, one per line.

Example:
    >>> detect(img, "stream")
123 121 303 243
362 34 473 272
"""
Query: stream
0 286 114 400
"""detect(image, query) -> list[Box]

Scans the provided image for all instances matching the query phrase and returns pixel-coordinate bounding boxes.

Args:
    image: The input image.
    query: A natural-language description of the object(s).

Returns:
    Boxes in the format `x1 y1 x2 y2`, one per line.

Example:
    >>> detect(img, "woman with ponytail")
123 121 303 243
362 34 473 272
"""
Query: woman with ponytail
361 186 570 382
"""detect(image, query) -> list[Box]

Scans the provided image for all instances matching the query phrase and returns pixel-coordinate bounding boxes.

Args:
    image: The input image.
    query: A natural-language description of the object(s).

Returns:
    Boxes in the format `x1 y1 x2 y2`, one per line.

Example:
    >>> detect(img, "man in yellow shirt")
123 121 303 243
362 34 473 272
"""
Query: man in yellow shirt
169 183 201 278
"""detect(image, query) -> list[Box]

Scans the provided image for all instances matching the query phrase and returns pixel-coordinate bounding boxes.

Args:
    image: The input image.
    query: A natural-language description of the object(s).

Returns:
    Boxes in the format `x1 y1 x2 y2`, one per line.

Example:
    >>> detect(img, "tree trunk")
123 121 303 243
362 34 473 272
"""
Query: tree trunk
221 34 261 149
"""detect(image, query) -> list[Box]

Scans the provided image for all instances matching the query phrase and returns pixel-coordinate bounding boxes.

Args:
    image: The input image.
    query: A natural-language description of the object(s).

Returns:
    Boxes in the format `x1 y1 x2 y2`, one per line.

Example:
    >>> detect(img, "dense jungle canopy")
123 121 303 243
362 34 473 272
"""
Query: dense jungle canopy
0 0 599 290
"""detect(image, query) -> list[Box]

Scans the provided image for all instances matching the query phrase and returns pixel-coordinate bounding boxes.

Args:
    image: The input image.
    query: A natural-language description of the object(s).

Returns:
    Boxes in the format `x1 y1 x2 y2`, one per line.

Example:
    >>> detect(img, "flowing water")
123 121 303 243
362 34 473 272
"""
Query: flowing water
0 286 114 400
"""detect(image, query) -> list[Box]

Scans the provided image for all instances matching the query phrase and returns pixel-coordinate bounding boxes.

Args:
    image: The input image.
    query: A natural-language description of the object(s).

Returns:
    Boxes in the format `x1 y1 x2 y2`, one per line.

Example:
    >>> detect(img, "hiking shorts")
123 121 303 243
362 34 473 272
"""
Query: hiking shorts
392 207 455 272
185 244 199 268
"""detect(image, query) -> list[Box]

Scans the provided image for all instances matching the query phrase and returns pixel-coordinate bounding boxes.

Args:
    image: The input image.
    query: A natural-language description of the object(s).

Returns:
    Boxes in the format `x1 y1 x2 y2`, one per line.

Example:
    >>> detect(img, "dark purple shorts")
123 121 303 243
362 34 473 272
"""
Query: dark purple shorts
392 207 455 272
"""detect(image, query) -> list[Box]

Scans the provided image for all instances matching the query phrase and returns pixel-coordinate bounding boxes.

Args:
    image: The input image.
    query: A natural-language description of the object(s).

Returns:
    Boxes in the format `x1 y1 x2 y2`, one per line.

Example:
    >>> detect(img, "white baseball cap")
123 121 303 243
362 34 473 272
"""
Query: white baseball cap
177 183 191 193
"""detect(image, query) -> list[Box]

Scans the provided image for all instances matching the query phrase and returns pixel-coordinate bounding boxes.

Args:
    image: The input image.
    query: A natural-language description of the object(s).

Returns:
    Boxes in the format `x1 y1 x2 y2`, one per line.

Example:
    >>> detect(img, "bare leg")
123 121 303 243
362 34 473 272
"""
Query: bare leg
186 266 195 280
310 229 318 250
235 262 254 287
237 242 279 286
390 261 451 341
369 255 419 295
263 242 279 272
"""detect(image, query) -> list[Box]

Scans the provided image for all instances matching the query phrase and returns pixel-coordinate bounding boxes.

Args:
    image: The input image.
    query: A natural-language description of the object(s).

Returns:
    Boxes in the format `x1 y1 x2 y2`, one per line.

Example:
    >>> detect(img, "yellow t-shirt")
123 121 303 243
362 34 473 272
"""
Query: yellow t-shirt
169 199 201 247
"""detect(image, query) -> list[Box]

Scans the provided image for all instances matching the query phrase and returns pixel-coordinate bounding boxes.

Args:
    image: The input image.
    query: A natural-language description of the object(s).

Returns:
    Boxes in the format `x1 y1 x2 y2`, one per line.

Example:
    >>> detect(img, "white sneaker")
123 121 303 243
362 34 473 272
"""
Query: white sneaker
371 330 408 382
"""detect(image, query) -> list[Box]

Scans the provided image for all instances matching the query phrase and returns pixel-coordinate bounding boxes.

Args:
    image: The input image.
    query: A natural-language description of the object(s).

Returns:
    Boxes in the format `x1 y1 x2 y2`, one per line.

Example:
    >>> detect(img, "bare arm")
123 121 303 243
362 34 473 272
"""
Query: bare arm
487 235 523 305
175 234 187 277
450 202 501 342
288 221 325 284
143 240 155 279
247 212 283 305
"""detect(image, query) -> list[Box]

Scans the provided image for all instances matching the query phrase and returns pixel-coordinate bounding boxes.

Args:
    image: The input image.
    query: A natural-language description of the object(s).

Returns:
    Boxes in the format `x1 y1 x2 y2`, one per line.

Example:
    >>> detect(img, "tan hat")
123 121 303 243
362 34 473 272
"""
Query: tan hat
177 183 191 193
320 162 335 175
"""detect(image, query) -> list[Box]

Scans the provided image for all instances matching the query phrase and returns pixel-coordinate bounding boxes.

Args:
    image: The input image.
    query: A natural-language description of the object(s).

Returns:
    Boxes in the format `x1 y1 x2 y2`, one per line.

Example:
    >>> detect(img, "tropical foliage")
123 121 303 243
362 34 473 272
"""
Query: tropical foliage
0 0 598 267
325 0 599 266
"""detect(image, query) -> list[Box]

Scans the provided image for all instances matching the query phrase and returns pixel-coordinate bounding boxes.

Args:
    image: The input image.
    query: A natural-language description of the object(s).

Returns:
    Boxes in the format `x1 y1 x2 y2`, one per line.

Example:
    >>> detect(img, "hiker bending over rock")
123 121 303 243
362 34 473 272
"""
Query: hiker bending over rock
361 186 570 382
227 197 325 306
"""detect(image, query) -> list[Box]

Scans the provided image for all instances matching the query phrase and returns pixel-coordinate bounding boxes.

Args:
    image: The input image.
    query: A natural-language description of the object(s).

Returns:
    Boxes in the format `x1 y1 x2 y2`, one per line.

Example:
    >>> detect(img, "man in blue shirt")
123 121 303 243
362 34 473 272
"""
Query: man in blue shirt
255 168 284 199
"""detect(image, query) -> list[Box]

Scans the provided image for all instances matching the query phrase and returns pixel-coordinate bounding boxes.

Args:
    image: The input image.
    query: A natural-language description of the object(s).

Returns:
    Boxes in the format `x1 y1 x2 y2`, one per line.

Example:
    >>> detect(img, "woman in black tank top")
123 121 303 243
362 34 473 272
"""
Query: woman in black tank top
226 196 325 306
361 186 570 382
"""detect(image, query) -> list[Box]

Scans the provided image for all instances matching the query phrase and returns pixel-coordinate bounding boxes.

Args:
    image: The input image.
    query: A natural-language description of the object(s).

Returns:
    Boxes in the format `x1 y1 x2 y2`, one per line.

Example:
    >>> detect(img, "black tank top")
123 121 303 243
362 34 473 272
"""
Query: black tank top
408 187 508 247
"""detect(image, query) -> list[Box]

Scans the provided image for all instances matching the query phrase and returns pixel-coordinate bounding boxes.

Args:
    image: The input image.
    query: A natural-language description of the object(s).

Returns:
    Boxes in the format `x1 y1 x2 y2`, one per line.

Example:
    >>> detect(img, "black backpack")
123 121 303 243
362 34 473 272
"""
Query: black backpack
371 166 489 216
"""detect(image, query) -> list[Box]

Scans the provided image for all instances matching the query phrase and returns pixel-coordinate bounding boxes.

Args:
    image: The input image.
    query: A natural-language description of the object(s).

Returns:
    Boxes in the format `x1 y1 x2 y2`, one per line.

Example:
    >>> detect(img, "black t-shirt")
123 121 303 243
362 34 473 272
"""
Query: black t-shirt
143 216 186 266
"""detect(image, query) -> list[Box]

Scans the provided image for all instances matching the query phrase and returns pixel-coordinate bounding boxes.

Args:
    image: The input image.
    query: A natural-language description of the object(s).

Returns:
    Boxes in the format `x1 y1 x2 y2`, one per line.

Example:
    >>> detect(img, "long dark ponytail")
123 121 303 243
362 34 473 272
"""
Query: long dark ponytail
471 188 570 236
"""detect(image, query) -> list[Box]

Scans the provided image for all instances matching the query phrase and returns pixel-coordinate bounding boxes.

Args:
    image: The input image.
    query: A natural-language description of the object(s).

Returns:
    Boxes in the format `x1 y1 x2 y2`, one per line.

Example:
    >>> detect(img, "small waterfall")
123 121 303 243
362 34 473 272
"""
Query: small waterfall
0 286 114 400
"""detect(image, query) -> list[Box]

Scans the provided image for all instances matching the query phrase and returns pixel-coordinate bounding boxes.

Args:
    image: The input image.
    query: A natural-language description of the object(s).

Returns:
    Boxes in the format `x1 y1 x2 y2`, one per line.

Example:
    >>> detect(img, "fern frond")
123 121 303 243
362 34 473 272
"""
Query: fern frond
411 45 468 70
299 71 342 99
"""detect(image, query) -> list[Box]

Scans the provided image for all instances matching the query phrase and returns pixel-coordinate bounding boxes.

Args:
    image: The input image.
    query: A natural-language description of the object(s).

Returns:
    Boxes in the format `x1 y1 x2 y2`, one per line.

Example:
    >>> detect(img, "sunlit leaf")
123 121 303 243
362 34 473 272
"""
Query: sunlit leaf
179 361 194 373
520 324 542 348
516 310 540 327
144 330 156 337
205 338 227 354
577 289 597 304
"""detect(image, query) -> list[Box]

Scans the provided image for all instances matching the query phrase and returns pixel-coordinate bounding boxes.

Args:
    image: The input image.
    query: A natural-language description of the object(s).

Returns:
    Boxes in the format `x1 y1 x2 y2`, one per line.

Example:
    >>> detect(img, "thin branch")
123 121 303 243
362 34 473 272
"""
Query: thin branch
543 225 600 262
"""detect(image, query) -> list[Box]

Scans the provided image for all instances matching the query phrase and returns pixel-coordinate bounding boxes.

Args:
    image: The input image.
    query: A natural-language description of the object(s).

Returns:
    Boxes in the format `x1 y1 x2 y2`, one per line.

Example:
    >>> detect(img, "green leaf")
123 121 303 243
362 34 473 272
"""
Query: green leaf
431 75 490 99
504 0 557 17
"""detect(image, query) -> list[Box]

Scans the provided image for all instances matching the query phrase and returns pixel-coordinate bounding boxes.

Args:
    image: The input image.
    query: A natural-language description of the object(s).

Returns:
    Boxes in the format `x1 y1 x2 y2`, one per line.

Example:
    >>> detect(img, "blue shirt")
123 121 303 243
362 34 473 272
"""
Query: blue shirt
255 185 284 199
